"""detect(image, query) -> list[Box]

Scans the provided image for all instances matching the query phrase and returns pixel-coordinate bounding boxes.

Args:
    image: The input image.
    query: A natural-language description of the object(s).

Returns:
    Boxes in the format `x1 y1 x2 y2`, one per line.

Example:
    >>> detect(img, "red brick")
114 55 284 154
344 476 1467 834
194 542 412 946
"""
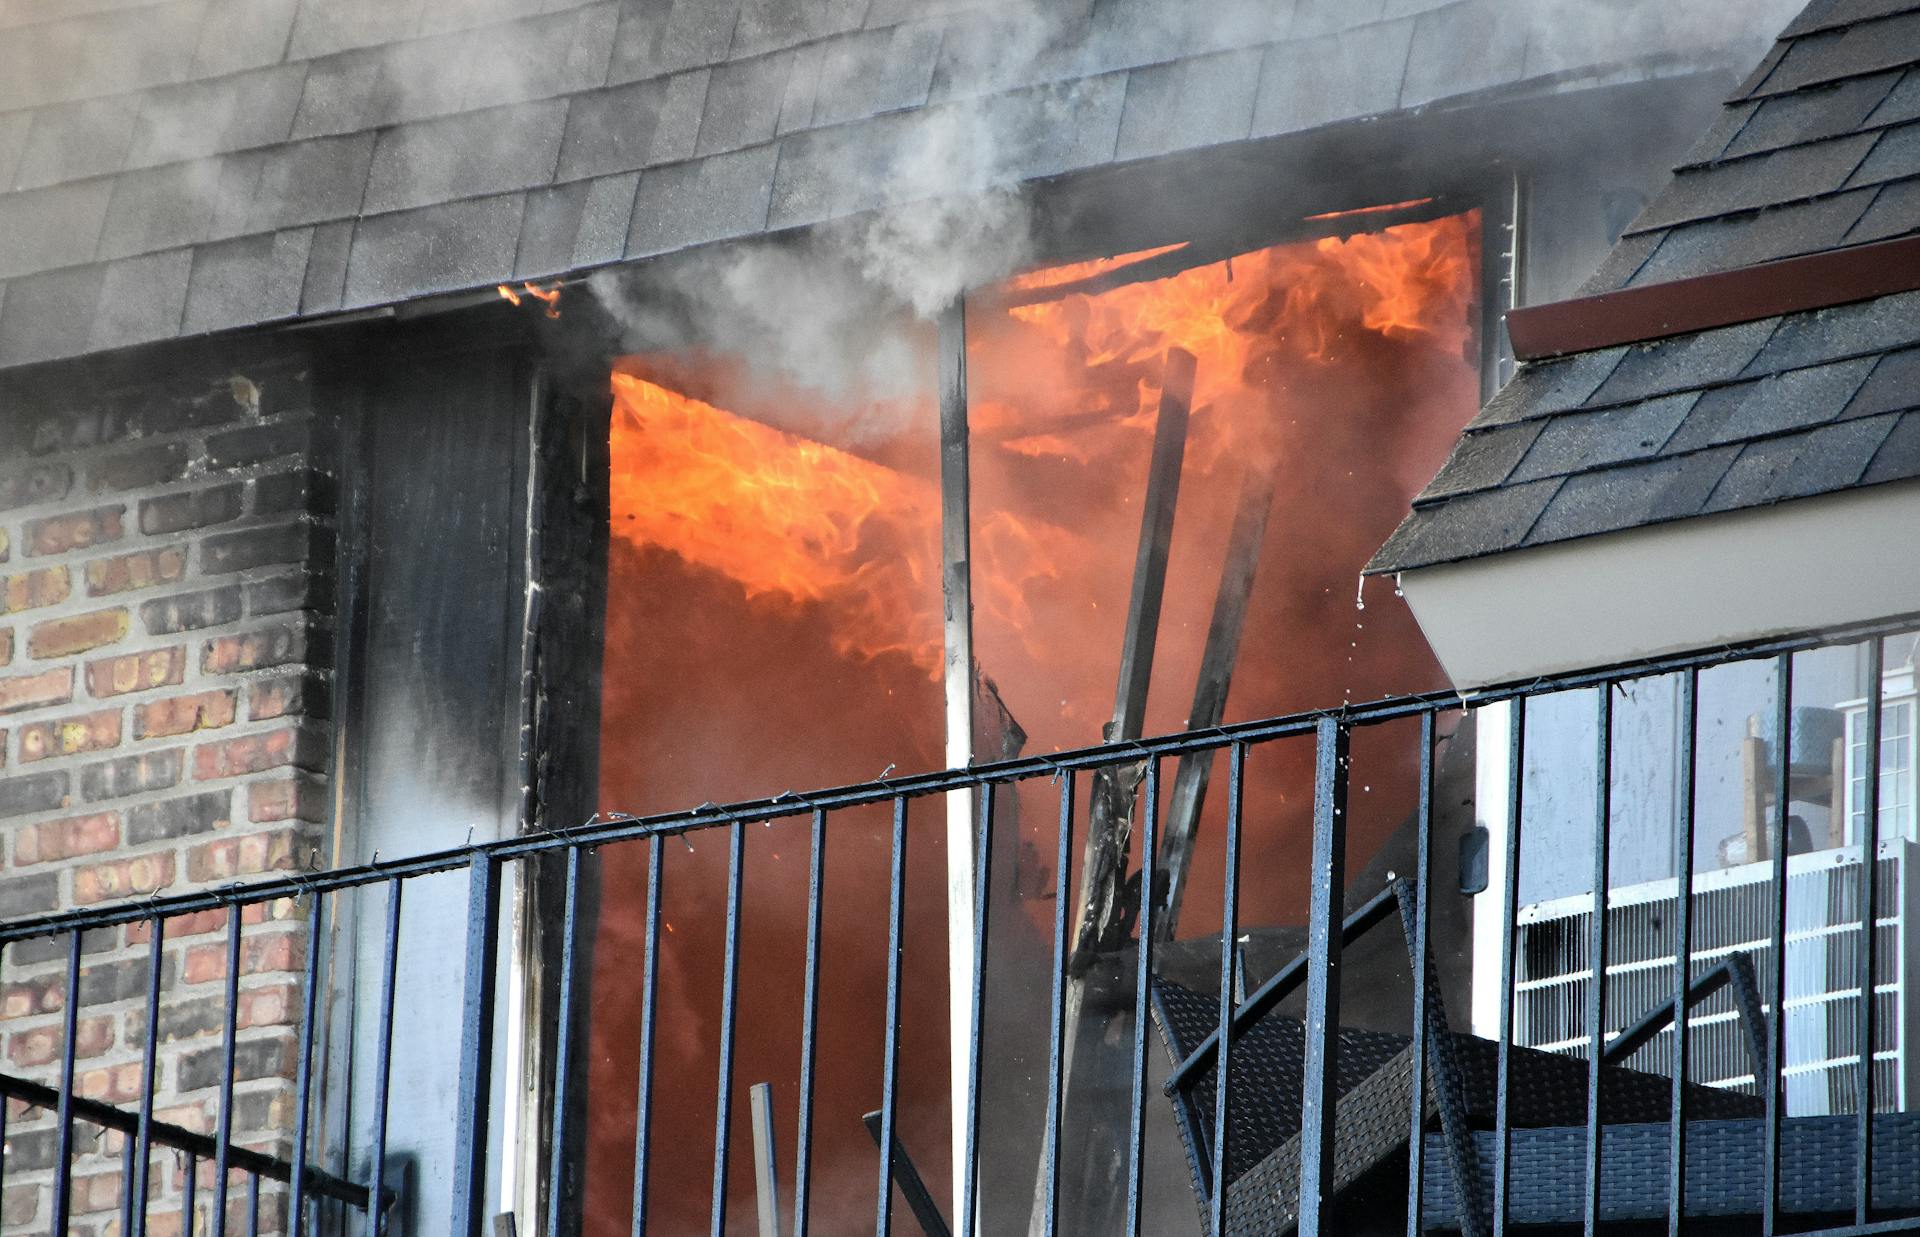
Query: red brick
185 830 305 884
202 620 308 675
24 506 124 556
27 608 129 658
247 776 327 824
183 930 300 983
237 983 298 1029
0 564 70 614
86 646 186 698
11 811 120 865
248 674 309 721
7 1015 114 1068
123 902 269 946
194 729 303 780
134 689 236 739
72 851 175 904
70 1169 125 1217
0 666 73 714
85 546 186 596
75 1060 142 1104
17 708 121 763
3 1183 34 1229
0 628 10 665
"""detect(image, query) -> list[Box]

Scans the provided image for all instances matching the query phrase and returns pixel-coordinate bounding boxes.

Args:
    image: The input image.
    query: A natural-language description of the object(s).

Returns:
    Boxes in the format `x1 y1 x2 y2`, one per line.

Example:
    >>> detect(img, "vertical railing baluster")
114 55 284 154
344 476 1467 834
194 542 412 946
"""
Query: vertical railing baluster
1583 686 1614 1236
134 917 166 1237
794 810 827 1237
1669 670 1699 1237
876 798 910 1236
51 928 82 1236
1494 698 1527 1235
452 854 502 1237
1856 638 1884 1224
185 1152 198 1236
547 849 584 1237
1405 712 1437 1237
246 1172 261 1237
1210 744 1247 1237
368 880 404 1237
213 908 244 1237
1125 758 1162 1237
1763 655 1792 1236
631 837 665 1237
711 821 746 1237
960 784 996 1237
289 894 325 1237
1298 719 1350 1237
122 1114 138 1237
1042 774 1075 1236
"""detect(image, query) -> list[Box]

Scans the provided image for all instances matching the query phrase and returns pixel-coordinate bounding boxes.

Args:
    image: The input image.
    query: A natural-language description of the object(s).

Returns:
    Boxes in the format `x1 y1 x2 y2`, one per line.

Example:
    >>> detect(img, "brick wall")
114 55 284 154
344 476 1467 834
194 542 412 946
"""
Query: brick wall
0 349 334 1236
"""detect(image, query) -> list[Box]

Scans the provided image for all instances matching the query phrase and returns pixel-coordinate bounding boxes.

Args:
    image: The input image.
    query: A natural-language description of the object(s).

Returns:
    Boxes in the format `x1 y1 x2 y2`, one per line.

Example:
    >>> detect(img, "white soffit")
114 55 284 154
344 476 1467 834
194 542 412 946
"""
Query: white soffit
1396 478 1920 690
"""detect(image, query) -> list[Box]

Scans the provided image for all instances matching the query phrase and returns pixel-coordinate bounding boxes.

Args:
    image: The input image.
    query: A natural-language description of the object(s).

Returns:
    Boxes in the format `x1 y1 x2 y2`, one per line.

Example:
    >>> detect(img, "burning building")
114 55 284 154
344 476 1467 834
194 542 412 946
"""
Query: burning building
6 0 1919 1236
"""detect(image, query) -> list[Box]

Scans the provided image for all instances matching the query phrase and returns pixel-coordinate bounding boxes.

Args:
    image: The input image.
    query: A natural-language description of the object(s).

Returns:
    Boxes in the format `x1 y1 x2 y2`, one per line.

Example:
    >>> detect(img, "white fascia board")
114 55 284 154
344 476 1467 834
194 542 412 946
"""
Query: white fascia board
1396 479 1920 691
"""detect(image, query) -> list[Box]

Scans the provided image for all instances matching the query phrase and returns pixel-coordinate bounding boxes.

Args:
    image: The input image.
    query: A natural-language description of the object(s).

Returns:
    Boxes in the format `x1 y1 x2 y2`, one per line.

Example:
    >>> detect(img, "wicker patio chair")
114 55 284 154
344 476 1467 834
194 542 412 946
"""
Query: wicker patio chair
1151 880 1767 1237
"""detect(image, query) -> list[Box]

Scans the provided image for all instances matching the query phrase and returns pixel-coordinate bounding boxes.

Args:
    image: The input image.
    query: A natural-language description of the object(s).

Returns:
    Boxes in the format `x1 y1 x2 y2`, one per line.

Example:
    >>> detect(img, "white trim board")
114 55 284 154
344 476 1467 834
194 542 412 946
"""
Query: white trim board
1396 479 1920 690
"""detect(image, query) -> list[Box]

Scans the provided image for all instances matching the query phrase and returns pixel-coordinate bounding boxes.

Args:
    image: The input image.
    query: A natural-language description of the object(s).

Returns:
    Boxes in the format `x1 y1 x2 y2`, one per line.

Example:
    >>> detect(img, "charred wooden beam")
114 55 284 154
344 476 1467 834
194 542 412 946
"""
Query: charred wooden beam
1070 346 1196 970
1153 451 1278 942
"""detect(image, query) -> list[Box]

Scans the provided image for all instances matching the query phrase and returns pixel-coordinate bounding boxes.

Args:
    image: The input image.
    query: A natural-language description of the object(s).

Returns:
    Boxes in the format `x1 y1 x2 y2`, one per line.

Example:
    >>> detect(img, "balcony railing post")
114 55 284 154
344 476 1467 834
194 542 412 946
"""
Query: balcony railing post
711 820 747 1237
50 928 82 1237
1405 712 1437 1237
630 837 665 1237
1857 638 1885 1225
1668 669 1699 1237
1583 686 1615 1237
452 853 502 1237
289 893 325 1237
1298 717 1350 1237
368 879 404 1237
212 908 244 1237
1209 743 1247 1237
1763 655 1792 1236
794 809 827 1237
1494 698 1527 1235
876 797 910 1237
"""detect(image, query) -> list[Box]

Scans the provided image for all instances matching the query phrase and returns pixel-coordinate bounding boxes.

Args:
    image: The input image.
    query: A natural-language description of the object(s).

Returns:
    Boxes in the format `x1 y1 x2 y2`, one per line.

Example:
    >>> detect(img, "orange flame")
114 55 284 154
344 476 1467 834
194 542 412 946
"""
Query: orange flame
497 281 562 318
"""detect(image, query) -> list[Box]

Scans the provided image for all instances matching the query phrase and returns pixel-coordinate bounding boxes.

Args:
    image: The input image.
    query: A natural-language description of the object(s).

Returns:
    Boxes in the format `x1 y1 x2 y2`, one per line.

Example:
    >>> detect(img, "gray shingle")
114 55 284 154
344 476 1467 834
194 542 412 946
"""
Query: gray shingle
343 192 526 307
363 100 566 216
649 70 713 166
245 133 378 233
1626 133 1877 234
766 126 851 229
627 143 778 257
284 0 426 62
0 112 30 193
205 150 268 242
289 32 473 140
1399 0 1528 110
1701 414 1895 510
555 79 668 181
0 180 114 280
1586 320 1776 408
573 172 639 266
606 0 740 86
1680 99 1761 166
1844 174 1920 240
1753 11 1920 97
1627 188 1878 285
1468 347 1628 429
1416 421 1542 500
696 52 794 156
1508 393 1698 483
777 41 824 133
0 2 203 113
982 73 1128 182
14 97 142 191
190 0 300 78
0 264 106 367
1251 17 1415 139
1291 0 1388 39
1576 231 1662 294
416 0 547 37
1659 357 1876 452
515 181 588 278
1861 407 1920 481
124 66 307 172
1780 0 1920 38
1846 121 1920 186
1522 448 1738 545
95 158 225 262
299 219 354 315
1115 48 1264 162
1866 67 1920 125
1840 346 1920 418
1721 71 1899 160
457 6 620 113
1744 289 1920 374
732 0 866 59
811 23 945 128
89 248 193 351
1366 477 1561 571
182 227 311 334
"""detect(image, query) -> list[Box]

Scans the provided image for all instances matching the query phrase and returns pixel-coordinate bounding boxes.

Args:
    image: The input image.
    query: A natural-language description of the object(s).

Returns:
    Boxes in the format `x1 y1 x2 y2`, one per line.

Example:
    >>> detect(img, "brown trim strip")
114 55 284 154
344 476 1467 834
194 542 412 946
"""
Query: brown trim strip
1506 232 1920 361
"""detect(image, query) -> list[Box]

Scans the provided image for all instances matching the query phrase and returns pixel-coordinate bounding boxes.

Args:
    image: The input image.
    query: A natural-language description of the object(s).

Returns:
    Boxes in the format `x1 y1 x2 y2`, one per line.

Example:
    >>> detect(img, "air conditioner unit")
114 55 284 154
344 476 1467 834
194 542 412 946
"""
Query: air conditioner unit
1512 840 1920 1115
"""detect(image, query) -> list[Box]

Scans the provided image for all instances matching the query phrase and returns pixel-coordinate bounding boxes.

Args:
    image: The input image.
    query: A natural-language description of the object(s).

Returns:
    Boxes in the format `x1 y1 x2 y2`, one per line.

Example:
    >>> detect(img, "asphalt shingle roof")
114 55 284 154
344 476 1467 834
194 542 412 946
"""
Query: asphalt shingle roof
0 0 1780 369
1371 0 1920 575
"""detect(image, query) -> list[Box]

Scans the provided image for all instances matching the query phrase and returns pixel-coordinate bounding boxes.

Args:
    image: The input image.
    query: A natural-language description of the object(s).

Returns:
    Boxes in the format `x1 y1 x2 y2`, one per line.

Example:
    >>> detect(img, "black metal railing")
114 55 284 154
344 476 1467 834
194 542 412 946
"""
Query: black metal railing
1 612 1918 1236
